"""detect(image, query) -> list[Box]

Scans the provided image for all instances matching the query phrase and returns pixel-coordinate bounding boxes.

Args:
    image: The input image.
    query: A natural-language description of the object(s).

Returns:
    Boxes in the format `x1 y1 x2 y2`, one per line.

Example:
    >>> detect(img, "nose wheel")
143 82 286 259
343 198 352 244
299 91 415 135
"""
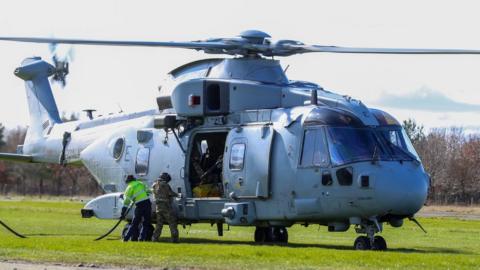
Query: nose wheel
354 220 387 251
354 235 387 250
353 236 371 250
371 236 387 250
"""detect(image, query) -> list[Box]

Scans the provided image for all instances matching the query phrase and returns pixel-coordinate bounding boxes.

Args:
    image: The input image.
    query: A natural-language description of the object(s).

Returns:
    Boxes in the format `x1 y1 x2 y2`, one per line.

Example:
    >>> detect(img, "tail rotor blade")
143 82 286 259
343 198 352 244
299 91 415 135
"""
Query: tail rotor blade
48 43 73 88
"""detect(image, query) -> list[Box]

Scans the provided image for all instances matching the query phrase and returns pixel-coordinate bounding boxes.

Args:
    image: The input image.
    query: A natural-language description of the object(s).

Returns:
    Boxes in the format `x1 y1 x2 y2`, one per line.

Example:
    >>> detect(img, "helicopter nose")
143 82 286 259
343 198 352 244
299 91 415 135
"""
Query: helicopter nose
375 163 429 216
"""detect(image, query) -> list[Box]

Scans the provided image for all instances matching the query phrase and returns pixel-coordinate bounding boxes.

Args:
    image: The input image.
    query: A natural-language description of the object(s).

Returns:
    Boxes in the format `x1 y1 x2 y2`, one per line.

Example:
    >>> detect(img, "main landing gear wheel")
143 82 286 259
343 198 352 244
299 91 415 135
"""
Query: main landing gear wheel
254 227 267 243
371 236 387 251
353 236 371 250
254 226 288 244
272 227 288 243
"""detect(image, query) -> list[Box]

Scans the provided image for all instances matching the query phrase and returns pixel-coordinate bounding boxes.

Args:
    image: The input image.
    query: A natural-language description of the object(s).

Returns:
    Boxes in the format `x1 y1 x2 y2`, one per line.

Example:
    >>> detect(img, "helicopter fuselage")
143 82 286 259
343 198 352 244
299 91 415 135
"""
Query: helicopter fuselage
9 56 429 247
78 104 428 228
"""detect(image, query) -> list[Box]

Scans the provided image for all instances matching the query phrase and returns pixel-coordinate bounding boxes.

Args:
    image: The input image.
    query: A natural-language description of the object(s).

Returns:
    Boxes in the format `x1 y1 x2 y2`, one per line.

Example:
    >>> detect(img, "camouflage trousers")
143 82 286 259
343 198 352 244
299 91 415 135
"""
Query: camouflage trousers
152 203 179 242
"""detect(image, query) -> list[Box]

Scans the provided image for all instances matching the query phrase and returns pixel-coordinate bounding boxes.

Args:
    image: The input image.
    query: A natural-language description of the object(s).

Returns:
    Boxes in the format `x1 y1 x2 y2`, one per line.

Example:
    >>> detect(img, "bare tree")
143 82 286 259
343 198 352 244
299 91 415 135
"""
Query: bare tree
0 123 5 150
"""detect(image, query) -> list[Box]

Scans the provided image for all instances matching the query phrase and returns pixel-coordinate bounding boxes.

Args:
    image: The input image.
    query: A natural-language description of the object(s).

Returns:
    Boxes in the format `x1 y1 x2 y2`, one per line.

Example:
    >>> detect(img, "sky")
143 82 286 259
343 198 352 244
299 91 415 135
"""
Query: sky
1 0 480 132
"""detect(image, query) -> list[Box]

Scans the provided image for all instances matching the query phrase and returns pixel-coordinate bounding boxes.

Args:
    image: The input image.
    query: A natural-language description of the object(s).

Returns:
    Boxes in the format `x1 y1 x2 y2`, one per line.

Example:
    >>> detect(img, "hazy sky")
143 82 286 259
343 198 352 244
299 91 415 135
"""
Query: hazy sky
1 0 480 132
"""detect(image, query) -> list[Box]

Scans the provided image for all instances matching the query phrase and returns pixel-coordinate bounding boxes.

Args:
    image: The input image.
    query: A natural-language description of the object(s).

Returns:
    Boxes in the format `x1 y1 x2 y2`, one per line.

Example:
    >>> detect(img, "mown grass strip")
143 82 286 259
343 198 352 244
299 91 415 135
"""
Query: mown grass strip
0 200 479 269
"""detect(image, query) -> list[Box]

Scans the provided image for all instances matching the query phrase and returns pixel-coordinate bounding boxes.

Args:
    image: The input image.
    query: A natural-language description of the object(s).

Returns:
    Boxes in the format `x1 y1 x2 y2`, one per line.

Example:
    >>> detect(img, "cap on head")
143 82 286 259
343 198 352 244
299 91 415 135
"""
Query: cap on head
159 172 171 182
125 175 135 183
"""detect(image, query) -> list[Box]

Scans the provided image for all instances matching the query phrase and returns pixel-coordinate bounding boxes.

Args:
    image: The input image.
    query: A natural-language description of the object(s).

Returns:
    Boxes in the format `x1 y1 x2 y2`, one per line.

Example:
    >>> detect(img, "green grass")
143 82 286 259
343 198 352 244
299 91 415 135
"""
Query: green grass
0 199 479 269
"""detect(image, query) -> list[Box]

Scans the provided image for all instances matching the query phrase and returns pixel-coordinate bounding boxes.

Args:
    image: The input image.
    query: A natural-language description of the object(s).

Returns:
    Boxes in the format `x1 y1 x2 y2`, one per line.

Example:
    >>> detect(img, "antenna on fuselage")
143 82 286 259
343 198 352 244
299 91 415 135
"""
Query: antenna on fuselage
311 89 318 105
116 103 124 113
83 109 96 120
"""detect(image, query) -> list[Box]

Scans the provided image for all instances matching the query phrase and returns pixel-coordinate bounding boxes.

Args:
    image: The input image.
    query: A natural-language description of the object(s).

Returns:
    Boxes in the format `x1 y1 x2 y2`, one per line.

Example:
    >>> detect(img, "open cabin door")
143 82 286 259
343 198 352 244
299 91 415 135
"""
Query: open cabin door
223 125 274 198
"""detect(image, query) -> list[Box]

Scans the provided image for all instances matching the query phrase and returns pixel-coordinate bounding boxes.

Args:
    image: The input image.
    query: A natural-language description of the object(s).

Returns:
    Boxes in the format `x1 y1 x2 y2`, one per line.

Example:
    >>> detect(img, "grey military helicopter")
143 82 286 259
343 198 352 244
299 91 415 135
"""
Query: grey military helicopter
1 30 478 250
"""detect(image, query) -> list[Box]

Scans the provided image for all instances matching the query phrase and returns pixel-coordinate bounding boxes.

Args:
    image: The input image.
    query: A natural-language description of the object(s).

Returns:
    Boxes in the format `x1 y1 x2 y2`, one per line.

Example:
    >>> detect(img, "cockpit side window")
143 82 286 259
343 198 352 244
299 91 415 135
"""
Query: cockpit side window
300 128 329 167
385 130 406 149
135 147 150 176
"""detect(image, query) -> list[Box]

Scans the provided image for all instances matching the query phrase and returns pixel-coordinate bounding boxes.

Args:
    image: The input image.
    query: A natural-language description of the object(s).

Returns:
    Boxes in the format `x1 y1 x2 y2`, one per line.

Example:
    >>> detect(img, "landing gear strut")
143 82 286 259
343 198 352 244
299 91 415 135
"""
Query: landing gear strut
254 226 288 244
354 220 387 251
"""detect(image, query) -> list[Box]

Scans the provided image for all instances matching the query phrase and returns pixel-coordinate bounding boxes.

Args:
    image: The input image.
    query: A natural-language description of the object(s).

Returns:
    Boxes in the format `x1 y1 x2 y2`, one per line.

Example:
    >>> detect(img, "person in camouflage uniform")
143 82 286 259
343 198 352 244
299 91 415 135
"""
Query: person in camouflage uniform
152 172 179 243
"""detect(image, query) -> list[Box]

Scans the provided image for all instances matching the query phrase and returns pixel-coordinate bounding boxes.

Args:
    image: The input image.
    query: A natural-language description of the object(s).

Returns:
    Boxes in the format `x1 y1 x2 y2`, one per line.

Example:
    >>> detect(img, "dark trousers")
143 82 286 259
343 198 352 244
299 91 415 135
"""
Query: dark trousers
124 199 152 241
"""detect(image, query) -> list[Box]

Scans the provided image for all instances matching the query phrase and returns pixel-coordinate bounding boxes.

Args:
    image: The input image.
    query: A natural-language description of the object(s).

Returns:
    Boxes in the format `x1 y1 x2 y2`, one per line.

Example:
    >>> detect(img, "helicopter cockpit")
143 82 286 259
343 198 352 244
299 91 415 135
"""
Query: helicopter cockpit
301 107 420 167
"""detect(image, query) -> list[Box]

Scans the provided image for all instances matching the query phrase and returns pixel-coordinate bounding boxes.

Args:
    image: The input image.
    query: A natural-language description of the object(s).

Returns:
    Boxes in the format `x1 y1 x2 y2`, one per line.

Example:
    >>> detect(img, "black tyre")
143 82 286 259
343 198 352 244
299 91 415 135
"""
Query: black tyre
265 227 275 242
254 227 267 243
354 236 371 250
273 227 288 243
372 235 387 251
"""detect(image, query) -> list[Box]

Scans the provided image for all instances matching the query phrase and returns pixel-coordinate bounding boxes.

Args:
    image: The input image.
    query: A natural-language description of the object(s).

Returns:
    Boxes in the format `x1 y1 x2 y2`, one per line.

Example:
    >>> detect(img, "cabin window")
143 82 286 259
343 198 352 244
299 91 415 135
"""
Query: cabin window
124 146 132 161
135 147 150 175
230 143 246 171
113 138 125 160
300 129 329 167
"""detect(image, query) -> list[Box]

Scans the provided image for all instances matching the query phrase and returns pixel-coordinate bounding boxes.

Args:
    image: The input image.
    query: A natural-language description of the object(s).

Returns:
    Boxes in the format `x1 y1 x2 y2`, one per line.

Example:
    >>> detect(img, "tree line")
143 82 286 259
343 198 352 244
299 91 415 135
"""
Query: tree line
0 120 103 197
403 119 479 205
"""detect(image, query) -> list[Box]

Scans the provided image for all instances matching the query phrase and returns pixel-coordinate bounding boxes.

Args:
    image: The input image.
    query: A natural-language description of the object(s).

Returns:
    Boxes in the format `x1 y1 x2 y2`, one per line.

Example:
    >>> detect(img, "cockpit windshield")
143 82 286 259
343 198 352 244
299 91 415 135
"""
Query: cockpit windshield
300 107 421 167
325 127 387 166
376 127 420 161
301 126 420 167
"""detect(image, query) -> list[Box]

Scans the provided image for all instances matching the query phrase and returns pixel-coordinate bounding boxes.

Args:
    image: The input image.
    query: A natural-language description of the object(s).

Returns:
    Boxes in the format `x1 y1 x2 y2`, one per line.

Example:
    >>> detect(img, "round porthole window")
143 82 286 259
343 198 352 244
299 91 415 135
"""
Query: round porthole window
113 138 125 160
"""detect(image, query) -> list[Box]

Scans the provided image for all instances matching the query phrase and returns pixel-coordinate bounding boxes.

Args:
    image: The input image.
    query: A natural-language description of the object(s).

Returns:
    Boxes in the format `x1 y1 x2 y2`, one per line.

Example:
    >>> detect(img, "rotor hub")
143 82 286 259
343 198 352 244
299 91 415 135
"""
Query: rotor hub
238 30 271 45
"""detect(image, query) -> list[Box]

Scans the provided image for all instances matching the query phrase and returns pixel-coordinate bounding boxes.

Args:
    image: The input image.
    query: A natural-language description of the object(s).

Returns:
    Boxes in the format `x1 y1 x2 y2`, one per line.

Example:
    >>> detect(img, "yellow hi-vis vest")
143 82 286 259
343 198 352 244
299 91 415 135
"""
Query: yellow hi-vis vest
123 180 149 206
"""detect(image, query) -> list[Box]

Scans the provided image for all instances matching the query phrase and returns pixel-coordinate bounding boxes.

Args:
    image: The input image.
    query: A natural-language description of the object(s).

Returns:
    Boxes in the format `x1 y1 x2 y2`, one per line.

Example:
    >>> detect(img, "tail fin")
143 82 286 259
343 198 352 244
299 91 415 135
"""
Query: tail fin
15 57 62 141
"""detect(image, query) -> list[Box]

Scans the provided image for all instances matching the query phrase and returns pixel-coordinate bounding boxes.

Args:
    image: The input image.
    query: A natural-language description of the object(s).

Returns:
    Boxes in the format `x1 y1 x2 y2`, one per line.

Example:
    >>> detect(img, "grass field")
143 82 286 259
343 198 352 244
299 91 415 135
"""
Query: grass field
0 199 479 269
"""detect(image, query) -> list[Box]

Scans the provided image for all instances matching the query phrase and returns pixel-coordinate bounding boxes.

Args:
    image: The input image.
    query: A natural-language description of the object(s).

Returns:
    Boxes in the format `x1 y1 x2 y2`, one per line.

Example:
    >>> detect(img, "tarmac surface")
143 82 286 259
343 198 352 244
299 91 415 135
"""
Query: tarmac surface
417 205 480 220
0 261 184 270
0 261 120 270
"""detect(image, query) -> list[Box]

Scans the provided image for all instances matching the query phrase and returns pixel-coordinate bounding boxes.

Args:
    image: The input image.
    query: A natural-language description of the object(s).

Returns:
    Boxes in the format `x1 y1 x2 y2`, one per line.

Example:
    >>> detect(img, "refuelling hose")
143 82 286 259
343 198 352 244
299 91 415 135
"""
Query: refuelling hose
0 219 27 238
94 204 132 241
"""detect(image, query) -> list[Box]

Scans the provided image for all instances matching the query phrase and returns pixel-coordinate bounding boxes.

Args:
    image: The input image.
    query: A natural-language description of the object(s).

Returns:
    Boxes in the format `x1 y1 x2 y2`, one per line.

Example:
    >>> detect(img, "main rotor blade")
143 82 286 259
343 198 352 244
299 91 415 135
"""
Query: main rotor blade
0 36 236 51
3 35 480 56
287 44 480 55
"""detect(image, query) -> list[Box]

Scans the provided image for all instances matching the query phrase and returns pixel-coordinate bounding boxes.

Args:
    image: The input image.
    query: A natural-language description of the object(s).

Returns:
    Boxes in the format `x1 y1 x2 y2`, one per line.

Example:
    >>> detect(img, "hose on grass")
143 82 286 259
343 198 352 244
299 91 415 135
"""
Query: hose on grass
94 204 132 241
0 219 27 238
